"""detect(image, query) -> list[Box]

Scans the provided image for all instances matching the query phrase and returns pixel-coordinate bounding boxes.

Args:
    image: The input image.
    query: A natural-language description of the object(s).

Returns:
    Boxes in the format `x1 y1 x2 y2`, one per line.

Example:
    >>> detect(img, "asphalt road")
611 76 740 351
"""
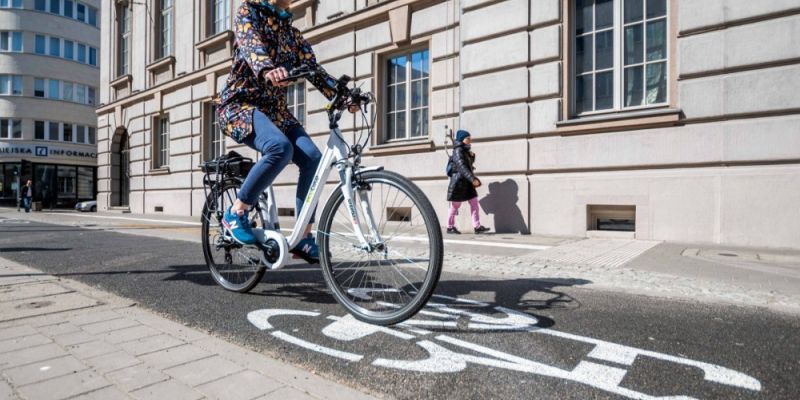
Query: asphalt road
1 216 798 399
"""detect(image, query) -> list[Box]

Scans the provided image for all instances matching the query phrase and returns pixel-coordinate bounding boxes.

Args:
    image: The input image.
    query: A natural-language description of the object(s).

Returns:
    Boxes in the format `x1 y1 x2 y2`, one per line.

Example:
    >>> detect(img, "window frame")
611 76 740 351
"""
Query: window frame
286 81 306 127
0 119 22 140
0 0 24 9
153 114 170 169
0 31 23 53
203 102 225 162
35 121 46 140
117 4 132 77
568 0 672 118
156 0 175 60
209 0 232 37
381 47 431 143
0 75 23 96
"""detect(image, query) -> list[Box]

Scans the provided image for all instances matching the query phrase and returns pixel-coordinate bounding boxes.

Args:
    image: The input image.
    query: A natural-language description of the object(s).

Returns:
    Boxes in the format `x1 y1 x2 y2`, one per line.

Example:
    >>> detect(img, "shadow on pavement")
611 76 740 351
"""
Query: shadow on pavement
0 247 73 253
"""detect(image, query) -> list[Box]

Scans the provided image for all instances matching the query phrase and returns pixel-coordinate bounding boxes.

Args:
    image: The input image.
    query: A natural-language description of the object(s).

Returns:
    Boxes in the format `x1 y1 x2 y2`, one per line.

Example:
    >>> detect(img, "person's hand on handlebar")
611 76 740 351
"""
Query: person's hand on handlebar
263 67 290 87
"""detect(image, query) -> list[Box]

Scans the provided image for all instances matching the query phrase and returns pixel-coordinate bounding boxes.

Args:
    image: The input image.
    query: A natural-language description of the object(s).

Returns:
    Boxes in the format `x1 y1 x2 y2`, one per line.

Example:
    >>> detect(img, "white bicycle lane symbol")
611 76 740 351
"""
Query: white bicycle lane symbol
247 294 761 400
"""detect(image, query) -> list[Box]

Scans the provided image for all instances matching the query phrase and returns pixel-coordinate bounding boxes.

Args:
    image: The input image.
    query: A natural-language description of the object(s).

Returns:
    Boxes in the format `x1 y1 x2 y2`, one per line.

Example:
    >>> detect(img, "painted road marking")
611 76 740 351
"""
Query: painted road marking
0 218 30 224
23 212 553 251
36 212 202 226
246 295 762 399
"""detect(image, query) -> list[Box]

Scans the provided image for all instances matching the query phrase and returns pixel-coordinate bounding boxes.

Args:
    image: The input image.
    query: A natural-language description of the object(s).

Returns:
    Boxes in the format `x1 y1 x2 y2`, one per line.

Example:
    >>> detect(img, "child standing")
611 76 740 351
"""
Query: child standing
446 130 491 234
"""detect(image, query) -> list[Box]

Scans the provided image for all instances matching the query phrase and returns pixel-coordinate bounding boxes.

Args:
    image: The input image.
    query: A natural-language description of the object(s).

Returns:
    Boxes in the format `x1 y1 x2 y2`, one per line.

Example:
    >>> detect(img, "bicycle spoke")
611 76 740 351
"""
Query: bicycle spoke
321 175 438 320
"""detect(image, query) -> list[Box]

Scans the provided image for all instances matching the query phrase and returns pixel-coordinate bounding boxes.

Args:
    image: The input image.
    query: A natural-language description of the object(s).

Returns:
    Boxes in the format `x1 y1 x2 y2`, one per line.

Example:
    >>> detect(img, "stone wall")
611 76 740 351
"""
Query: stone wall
97 0 800 248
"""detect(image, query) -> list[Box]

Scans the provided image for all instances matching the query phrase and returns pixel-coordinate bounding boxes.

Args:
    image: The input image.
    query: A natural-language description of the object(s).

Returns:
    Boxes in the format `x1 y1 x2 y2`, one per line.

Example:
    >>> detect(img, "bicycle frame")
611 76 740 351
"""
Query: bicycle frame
258 123 383 261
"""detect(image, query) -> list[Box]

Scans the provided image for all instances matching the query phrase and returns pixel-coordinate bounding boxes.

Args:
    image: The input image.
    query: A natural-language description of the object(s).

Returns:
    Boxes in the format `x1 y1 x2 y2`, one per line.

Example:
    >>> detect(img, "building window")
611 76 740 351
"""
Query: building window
33 34 96 66
48 79 60 99
0 0 23 9
35 35 46 54
63 82 73 101
158 0 174 59
572 0 668 115
64 0 73 17
385 49 430 141
205 104 225 161
48 122 59 140
64 40 75 60
63 123 73 142
0 31 23 52
49 37 61 57
76 125 86 143
0 75 22 96
88 7 97 26
58 166 77 200
211 0 231 35
34 77 96 105
35 0 97 26
77 43 86 63
118 5 132 76
287 82 306 126
75 84 85 103
88 127 95 144
34 78 45 97
0 119 22 139
35 121 46 140
154 115 170 168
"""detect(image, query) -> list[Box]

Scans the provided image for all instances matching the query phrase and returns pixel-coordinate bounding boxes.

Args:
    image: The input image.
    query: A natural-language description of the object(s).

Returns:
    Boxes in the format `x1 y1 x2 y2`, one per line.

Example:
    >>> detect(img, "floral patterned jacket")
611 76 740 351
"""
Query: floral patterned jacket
216 0 338 143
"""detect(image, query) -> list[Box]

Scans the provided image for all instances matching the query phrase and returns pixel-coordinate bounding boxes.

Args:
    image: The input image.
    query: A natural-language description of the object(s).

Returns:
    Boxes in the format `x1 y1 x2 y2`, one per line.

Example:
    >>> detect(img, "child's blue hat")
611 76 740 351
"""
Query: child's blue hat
455 130 471 143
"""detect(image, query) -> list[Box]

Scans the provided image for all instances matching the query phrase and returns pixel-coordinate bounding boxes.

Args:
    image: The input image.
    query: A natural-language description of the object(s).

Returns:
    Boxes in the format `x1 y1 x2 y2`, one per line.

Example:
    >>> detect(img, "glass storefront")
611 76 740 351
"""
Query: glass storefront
0 162 95 208
0 163 21 203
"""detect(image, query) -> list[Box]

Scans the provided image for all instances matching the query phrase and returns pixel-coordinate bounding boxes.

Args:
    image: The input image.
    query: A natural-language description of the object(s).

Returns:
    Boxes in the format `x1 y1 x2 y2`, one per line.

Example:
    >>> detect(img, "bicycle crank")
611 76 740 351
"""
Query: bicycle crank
253 229 288 270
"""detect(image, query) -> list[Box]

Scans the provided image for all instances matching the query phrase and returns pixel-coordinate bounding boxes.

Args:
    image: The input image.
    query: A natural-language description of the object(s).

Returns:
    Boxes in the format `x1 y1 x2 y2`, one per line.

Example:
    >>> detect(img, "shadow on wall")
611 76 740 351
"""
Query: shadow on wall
479 179 530 234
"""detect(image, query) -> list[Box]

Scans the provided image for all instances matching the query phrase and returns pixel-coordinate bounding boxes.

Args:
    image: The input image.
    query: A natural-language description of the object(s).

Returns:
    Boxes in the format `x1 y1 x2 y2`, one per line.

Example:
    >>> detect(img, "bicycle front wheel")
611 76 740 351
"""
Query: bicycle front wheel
318 170 443 325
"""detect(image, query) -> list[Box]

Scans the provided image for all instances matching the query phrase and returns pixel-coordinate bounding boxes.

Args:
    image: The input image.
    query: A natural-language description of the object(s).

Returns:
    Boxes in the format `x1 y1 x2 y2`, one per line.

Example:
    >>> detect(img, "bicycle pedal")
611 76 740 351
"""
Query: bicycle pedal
290 250 319 265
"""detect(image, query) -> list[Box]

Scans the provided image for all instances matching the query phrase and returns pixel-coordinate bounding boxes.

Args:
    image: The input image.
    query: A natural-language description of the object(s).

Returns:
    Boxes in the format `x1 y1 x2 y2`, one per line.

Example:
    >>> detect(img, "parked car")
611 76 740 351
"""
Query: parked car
75 200 97 212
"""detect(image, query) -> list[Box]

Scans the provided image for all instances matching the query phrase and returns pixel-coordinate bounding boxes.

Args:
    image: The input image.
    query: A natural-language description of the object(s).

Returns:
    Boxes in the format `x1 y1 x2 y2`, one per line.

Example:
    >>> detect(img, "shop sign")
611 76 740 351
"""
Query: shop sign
0 143 97 160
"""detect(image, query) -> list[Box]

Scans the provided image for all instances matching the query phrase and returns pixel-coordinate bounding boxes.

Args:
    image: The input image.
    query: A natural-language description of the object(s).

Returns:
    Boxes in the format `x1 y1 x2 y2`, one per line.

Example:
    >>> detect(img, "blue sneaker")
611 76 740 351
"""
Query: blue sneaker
222 207 257 245
291 234 319 264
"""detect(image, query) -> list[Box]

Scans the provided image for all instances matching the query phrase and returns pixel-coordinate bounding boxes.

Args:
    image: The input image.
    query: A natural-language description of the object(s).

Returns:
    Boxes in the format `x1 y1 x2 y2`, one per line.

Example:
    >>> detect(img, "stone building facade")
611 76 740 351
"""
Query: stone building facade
96 0 800 248
0 0 100 208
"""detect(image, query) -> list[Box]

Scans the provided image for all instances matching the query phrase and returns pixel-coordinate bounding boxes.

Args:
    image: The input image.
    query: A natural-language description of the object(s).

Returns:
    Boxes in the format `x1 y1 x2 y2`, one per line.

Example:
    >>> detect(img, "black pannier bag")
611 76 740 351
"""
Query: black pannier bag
200 150 254 180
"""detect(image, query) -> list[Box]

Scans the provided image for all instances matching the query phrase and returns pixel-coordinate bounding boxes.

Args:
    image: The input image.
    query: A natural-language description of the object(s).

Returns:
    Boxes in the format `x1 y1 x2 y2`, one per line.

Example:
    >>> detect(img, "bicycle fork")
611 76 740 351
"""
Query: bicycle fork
338 164 385 253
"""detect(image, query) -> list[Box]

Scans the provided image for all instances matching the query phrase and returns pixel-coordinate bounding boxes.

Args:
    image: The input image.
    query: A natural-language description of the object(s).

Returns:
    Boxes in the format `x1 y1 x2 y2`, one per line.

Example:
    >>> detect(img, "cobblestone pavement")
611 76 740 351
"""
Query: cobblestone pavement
440 238 800 315
0 258 378 400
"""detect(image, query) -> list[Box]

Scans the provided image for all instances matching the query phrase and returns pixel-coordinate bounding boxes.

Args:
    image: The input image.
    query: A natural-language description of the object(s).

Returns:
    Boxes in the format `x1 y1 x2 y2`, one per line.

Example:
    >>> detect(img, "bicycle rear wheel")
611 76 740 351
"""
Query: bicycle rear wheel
318 170 443 325
201 181 265 293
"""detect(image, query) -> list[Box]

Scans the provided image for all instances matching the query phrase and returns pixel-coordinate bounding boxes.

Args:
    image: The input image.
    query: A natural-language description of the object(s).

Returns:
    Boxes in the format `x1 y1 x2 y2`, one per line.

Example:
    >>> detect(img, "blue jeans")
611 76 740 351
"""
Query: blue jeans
23 197 31 213
238 110 321 223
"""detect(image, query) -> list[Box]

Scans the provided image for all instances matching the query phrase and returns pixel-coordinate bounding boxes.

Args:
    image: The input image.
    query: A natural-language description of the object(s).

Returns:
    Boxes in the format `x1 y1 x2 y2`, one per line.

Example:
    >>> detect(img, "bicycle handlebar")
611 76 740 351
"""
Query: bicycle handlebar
278 66 373 111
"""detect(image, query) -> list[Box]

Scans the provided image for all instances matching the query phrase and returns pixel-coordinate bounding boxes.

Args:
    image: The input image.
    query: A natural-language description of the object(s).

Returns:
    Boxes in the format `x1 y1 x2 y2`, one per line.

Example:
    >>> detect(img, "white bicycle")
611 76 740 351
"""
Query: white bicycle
201 67 444 325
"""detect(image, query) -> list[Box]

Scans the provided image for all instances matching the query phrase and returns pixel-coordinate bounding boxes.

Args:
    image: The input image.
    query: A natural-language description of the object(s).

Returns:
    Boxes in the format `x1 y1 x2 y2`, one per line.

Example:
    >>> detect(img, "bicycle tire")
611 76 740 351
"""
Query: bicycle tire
201 180 265 293
317 170 443 326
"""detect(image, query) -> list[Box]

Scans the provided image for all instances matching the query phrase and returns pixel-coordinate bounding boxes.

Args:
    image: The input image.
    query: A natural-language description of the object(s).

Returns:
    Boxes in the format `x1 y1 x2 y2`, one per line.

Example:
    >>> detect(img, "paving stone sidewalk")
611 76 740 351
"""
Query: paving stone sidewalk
0 257 378 400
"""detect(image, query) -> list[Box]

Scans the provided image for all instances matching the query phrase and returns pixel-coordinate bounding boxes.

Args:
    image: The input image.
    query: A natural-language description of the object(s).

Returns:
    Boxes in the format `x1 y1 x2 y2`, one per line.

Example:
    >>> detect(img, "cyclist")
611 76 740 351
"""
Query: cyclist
215 0 341 262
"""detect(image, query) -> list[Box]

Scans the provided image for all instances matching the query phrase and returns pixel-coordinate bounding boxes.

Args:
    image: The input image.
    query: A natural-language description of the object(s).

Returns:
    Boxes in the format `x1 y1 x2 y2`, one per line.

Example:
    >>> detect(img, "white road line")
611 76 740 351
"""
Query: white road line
283 229 552 252
26 212 551 251
36 212 202 226
271 331 364 362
